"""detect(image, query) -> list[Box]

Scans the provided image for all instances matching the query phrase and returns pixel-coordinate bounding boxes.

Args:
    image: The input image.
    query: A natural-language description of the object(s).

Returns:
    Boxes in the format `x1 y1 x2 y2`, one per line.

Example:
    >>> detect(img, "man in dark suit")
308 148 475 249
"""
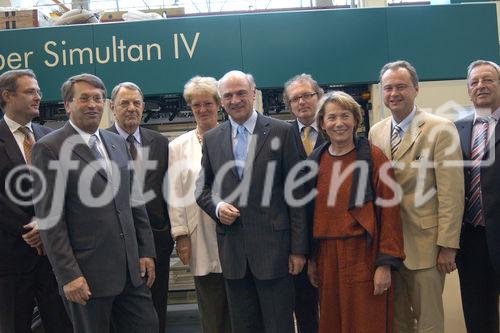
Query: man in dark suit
455 60 500 333
0 69 72 333
32 73 158 333
282 73 324 333
196 70 308 333
107 82 173 333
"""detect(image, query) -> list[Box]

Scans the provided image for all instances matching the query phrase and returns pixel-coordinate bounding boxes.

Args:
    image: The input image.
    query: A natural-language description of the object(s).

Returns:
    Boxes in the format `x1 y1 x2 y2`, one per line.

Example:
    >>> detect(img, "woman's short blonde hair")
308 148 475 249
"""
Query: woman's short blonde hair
316 90 363 137
183 76 220 105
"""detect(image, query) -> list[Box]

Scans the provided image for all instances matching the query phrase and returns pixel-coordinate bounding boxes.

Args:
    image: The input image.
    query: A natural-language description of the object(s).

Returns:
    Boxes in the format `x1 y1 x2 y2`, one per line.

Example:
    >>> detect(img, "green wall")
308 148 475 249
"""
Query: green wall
0 3 497 101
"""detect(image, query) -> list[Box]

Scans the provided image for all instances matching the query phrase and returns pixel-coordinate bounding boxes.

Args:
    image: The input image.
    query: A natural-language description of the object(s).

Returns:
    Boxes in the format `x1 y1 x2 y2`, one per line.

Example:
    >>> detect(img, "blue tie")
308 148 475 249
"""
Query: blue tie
234 125 247 178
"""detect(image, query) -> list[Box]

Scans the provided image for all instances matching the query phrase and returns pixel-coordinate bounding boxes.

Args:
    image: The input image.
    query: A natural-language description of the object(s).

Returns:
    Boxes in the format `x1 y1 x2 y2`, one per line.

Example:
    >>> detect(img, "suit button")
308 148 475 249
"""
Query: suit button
119 233 124 238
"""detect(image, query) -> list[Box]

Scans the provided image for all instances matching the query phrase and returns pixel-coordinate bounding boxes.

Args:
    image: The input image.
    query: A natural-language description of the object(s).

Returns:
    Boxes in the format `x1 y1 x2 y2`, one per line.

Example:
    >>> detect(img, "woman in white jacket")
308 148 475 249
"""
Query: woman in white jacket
168 76 230 333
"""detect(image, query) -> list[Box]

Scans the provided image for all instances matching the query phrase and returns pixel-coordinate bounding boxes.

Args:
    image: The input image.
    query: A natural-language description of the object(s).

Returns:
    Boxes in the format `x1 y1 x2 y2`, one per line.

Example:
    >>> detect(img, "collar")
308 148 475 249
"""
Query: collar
3 114 33 134
69 119 103 145
297 119 319 133
230 110 258 138
391 105 416 134
115 123 141 144
473 106 500 124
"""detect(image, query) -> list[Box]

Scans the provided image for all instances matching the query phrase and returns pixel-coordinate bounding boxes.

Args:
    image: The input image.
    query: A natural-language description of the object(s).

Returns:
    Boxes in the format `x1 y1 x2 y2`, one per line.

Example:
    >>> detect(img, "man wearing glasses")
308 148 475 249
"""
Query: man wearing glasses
107 82 173 333
282 73 325 333
0 69 72 332
32 74 158 332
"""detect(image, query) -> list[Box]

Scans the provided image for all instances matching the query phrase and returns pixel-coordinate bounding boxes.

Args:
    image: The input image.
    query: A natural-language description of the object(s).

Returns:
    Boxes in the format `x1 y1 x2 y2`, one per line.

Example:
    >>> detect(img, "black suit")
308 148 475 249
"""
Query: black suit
290 120 323 333
455 114 500 333
32 123 157 333
196 113 308 333
107 124 174 333
0 119 72 333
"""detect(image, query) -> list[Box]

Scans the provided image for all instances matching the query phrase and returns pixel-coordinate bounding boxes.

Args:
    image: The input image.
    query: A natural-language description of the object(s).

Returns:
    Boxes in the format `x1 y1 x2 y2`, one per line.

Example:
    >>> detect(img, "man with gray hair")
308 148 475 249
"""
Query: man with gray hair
107 82 173 333
282 73 324 333
369 60 464 333
455 59 500 333
196 70 308 333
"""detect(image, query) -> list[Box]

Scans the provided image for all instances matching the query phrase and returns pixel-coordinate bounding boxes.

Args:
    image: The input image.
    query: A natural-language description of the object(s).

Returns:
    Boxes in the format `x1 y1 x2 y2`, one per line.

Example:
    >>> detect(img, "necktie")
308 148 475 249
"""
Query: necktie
234 125 247 178
88 134 108 173
302 126 314 156
466 116 490 226
391 124 402 158
127 134 138 160
17 126 34 165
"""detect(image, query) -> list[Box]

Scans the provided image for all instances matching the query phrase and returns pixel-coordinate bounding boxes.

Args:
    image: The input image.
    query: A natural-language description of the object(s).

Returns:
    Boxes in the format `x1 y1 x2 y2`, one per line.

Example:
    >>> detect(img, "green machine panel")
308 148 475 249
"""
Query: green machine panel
94 15 243 97
386 4 499 81
240 8 389 87
0 24 95 101
0 3 498 101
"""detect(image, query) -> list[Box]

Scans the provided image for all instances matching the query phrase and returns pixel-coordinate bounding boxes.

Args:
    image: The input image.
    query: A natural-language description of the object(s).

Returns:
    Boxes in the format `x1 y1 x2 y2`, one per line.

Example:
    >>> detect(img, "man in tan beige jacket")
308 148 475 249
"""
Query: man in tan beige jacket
369 60 464 333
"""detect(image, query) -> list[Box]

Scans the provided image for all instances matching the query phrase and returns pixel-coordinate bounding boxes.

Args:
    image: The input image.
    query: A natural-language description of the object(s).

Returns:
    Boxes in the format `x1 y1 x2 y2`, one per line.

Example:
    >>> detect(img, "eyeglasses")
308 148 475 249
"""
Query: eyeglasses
118 100 143 108
221 90 249 101
10 88 42 98
76 95 105 104
191 102 216 110
289 92 317 104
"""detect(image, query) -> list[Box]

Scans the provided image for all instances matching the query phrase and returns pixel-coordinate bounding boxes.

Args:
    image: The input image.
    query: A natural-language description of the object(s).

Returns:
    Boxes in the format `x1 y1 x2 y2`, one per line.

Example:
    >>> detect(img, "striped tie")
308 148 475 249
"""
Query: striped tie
391 124 402 158
466 117 489 226
17 126 34 165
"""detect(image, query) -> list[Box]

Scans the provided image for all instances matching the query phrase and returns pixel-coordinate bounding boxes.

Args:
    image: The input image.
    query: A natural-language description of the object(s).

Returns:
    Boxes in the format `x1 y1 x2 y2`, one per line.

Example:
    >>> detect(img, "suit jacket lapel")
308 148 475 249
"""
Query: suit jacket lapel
65 123 108 180
32 124 44 141
218 122 238 179
0 119 25 166
291 120 307 159
140 128 156 184
314 129 326 149
252 114 271 160
456 115 473 159
378 118 393 159
393 110 424 161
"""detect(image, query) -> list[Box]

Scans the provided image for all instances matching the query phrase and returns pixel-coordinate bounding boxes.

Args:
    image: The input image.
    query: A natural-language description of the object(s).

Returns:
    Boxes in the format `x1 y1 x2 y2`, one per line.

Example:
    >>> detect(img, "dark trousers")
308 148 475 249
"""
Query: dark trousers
293 263 318 333
225 267 294 333
150 229 174 333
0 257 72 333
67 276 158 333
194 273 231 333
456 224 500 333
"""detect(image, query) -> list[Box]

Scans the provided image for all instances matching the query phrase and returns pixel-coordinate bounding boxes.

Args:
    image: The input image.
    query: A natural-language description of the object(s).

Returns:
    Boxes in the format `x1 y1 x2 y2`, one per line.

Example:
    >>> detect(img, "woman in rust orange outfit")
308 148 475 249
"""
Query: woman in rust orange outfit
306 91 405 333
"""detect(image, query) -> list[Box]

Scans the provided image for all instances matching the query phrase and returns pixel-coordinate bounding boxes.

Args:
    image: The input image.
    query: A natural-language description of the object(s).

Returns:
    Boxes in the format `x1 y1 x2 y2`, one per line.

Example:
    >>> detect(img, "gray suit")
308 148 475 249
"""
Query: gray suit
196 113 307 332
32 122 157 333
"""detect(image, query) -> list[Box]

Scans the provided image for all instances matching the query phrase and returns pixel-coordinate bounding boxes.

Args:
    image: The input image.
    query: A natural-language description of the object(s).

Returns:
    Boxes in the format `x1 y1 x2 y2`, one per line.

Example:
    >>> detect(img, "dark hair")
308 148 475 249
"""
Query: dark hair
0 69 37 108
379 60 419 88
61 73 106 103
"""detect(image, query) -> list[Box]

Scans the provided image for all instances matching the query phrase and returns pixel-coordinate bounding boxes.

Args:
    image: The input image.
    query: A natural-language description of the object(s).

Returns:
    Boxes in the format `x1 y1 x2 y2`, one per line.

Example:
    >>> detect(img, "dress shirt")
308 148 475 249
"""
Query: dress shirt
216 110 259 218
69 120 112 174
391 105 417 136
296 119 319 148
114 124 143 160
3 114 34 163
